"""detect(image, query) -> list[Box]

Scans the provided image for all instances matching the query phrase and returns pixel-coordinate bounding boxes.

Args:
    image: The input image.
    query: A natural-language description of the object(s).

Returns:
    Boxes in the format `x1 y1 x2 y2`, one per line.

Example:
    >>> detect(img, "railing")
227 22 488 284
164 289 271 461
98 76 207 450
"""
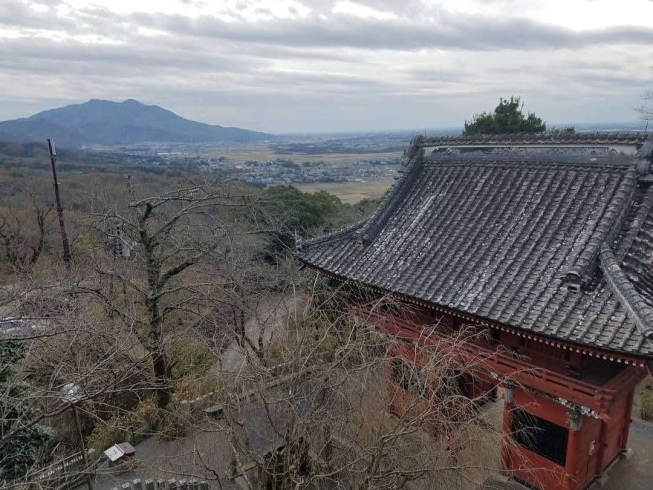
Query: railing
25 450 89 489
353 307 618 417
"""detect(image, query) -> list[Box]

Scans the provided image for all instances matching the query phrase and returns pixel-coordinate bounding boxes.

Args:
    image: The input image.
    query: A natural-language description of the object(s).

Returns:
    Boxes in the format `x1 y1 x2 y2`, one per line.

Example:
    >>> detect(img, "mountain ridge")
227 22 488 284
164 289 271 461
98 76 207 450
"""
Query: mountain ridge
0 99 272 147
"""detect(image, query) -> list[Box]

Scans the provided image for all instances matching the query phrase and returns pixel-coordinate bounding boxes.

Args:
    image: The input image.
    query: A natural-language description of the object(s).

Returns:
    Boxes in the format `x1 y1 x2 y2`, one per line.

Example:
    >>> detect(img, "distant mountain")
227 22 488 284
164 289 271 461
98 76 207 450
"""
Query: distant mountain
0 99 272 147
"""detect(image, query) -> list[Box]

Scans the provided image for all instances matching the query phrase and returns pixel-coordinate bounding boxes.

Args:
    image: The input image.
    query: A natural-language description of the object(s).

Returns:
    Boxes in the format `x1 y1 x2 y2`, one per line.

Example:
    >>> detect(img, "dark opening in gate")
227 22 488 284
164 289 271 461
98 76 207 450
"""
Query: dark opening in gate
511 409 569 467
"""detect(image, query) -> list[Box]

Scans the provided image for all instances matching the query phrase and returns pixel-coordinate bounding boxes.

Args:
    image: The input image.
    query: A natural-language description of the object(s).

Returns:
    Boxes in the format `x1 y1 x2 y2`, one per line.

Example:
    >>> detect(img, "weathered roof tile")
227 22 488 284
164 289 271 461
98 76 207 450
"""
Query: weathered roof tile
298 135 653 358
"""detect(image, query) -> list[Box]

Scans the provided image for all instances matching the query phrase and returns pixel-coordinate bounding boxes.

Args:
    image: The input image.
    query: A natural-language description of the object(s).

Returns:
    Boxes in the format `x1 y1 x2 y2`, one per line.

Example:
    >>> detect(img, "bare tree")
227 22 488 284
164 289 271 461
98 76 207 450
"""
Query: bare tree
0 192 53 272
0 175 518 490
0 271 155 489
119 275 508 490
228 284 504 490
77 178 281 409
638 69 653 121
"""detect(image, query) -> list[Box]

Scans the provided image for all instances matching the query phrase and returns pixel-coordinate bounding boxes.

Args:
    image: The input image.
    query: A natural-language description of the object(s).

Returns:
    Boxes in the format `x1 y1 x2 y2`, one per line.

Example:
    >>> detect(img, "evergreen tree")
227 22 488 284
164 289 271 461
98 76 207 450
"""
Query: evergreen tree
463 96 546 135
1 340 54 483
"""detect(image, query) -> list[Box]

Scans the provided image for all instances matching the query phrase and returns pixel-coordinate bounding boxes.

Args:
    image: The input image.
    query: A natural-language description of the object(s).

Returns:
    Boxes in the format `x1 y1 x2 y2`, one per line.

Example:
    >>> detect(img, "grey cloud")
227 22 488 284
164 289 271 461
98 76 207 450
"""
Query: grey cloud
406 66 474 83
301 0 429 16
0 0 650 132
5 3 653 53
553 69 652 91
0 37 265 75
249 71 393 98
0 1 78 31
131 12 653 52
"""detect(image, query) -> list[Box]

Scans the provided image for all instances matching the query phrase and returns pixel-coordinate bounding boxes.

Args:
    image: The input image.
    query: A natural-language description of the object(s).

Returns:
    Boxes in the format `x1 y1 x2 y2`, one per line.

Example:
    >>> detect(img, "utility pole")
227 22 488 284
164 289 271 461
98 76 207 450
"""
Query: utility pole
47 139 72 266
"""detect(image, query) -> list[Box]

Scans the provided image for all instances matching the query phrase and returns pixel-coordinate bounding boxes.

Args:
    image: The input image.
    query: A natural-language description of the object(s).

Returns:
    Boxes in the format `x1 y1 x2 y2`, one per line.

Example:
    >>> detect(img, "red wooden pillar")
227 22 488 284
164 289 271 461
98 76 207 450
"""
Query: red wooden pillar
594 419 607 478
565 410 583 490
620 388 636 452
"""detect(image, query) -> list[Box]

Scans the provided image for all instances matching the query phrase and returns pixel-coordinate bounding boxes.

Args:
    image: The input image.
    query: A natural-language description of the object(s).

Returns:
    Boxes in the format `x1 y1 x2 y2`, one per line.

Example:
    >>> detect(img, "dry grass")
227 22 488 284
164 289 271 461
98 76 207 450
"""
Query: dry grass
295 179 395 204
634 375 653 419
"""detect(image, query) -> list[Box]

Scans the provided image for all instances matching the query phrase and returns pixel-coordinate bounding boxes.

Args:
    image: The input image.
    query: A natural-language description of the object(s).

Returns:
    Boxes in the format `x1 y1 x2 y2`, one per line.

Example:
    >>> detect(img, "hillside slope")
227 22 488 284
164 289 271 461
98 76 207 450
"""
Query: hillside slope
0 99 271 147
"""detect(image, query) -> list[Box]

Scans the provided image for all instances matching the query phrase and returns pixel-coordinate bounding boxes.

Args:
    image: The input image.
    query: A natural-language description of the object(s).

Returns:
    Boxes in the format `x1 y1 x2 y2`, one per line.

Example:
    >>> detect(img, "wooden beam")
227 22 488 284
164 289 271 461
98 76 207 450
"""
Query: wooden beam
354 308 647 418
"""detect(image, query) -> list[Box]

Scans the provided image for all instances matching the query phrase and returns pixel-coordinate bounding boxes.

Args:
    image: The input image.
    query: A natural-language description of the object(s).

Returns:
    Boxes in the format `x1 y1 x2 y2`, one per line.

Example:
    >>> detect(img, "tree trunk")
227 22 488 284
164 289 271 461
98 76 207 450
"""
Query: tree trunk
146 294 170 409
141 206 171 409
152 352 170 409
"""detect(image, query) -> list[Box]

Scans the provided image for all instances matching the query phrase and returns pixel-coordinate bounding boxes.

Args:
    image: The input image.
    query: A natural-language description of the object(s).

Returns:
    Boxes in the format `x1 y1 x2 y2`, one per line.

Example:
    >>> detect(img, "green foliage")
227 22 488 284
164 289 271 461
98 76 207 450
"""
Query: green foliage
463 96 546 135
0 341 25 382
262 186 343 233
1 341 54 483
259 186 376 264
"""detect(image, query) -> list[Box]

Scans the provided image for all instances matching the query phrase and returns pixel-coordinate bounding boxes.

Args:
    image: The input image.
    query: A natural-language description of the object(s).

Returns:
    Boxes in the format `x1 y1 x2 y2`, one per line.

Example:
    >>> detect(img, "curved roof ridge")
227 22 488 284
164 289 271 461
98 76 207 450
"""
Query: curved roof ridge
600 242 653 340
297 219 367 251
299 136 427 252
296 136 423 251
353 139 424 246
565 166 638 287
418 132 649 148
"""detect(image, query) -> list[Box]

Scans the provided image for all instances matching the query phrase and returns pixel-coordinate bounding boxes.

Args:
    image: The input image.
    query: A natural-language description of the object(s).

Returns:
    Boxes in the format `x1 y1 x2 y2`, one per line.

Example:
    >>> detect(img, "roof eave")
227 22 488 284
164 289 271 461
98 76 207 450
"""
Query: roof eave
301 262 652 366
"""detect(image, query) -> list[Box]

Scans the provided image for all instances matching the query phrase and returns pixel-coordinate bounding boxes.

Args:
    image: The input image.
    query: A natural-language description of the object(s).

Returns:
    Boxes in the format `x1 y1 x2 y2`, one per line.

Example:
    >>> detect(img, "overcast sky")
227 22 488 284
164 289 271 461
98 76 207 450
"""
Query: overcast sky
0 0 652 133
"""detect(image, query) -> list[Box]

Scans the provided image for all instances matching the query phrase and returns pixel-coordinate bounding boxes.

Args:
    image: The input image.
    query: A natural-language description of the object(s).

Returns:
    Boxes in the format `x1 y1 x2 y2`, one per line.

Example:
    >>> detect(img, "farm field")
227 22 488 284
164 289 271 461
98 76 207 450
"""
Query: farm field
295 178 395 204
200 145 403 165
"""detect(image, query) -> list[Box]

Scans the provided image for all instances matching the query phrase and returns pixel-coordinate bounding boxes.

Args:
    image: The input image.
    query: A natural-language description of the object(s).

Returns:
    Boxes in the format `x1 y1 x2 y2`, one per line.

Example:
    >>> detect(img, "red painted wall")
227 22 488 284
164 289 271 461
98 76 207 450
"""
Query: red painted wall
504 388 577 490
600 388 634 470
386 342 498 433
506 443 569 490
504 387 635 490
372 308 642 490
569 413 601 489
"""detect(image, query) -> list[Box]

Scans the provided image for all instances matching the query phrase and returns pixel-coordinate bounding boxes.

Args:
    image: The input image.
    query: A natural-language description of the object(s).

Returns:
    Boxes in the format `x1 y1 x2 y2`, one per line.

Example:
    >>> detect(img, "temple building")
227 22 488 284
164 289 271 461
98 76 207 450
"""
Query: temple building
297 132 653 490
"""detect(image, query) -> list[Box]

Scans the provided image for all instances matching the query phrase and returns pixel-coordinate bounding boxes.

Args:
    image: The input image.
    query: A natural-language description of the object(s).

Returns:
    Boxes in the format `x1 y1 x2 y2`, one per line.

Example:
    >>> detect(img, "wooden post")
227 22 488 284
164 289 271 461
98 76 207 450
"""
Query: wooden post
621 388 636 452
594 418 607 477
47 139 72 266
565 425 581 490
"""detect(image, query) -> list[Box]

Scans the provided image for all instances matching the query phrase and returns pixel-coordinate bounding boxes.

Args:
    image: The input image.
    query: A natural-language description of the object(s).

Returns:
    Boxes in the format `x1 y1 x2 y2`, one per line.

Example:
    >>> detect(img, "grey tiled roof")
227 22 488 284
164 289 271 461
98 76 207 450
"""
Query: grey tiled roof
298 135 653 358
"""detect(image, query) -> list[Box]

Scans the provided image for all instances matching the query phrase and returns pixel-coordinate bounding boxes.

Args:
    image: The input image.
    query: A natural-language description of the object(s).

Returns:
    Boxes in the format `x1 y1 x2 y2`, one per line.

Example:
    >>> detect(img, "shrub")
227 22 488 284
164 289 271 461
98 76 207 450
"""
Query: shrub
167 339 214 380
172 376 222 403
264 313 350 366
640 389 653 421
158 409 188 440
87 417 128 453
87 398 161 452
